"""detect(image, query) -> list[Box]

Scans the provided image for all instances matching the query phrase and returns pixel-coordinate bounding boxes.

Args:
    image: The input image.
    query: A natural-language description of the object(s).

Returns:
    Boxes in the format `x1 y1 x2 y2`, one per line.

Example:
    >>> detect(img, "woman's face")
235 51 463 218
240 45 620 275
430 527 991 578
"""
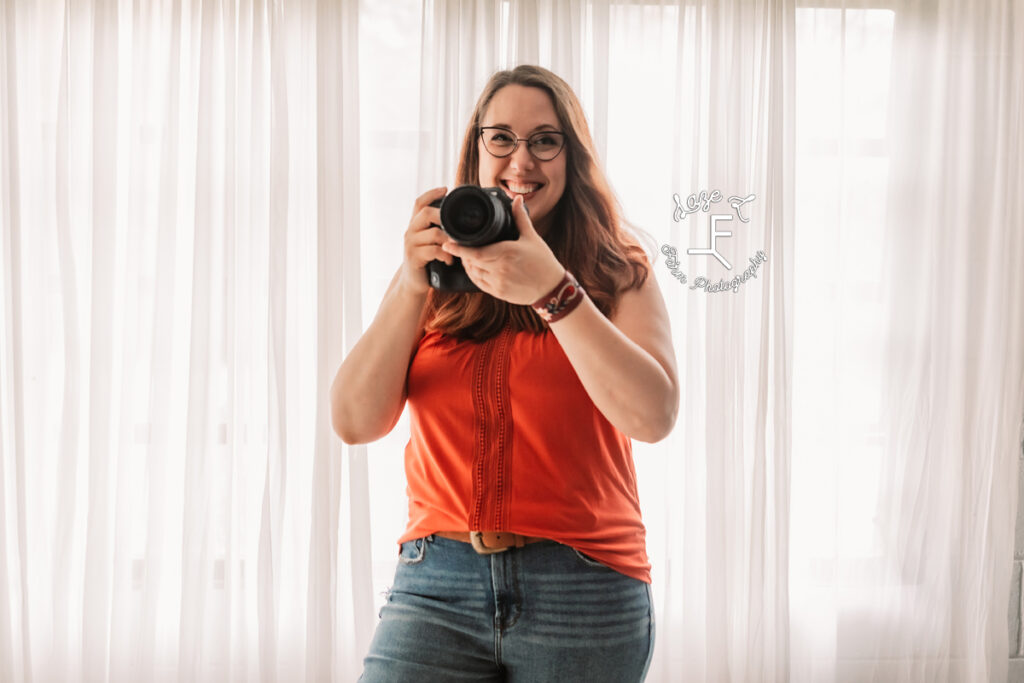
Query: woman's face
477 84 567 234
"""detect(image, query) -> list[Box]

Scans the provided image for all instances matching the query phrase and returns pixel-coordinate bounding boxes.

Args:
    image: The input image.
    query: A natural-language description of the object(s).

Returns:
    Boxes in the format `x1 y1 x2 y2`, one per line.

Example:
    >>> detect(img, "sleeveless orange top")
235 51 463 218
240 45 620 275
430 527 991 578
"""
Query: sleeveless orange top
397 324 651 583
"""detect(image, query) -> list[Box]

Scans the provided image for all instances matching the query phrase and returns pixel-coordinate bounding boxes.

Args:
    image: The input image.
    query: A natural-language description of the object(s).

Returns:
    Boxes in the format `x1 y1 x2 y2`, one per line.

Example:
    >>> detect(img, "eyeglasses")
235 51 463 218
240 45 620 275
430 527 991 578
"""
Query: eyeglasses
479 126 567 161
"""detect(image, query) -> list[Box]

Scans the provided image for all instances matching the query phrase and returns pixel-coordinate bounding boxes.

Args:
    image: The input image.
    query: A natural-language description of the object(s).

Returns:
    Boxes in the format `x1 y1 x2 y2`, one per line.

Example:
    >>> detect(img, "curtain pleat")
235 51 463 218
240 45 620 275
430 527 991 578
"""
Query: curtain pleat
52 1 79 680
262 0 289 677
312 0 370 680
142 0 183 678
0 0 26 681
82 0 119 678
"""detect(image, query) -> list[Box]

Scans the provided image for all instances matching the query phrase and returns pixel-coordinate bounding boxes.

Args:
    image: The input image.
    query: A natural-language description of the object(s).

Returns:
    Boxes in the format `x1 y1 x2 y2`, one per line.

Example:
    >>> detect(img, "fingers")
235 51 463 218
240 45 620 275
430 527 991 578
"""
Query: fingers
511 195 536 236
406 188 449 267
407 226 453 266
408 226 447 247
461 258 490 289
413 186 447 211
429 246 454 267
411 186 447 221
398 187 452 293
443 240 502 263
408 201 445 240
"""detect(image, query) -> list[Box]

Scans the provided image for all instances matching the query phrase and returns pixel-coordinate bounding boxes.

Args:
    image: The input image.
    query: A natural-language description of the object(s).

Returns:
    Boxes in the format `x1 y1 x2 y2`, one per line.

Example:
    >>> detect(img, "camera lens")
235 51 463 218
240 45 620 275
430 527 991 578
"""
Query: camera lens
440 186 510 246
454 196 487 234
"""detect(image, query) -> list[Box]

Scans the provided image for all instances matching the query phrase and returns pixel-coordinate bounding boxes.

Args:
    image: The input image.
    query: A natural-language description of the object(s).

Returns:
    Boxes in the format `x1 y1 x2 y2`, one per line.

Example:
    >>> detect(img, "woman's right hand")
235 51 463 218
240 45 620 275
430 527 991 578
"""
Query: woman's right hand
400 186 453 295
331 186 452 444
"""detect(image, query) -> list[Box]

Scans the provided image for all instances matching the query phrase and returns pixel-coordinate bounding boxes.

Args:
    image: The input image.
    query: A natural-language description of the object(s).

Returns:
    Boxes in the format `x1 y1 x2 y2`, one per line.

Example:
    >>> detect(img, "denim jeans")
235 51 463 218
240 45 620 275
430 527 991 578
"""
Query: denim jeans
359 534 655 682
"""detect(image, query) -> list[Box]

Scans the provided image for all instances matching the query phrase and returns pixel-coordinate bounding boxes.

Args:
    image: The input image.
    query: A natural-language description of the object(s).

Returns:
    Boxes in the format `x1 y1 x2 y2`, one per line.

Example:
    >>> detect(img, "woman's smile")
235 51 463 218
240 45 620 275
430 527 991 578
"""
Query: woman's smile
478 84 567 233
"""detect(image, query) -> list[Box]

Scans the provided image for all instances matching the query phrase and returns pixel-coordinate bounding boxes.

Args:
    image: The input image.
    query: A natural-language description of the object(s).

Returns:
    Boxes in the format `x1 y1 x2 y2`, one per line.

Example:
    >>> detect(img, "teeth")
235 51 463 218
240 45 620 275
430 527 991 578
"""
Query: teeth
505 181 539 194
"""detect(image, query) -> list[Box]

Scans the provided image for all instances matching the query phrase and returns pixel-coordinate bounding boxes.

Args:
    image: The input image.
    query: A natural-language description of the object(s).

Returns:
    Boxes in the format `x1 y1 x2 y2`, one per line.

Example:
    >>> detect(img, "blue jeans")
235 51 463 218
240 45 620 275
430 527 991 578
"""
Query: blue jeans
359 535 655 682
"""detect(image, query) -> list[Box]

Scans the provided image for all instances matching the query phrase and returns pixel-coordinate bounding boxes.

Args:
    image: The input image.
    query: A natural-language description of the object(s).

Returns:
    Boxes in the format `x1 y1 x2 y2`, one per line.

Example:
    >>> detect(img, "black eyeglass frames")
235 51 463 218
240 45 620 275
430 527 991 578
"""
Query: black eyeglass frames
478 126 567 161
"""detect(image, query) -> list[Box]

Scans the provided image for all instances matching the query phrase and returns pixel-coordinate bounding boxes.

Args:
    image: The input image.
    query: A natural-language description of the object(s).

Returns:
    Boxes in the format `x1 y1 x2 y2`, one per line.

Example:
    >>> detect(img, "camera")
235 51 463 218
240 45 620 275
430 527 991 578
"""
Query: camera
426 185 519 292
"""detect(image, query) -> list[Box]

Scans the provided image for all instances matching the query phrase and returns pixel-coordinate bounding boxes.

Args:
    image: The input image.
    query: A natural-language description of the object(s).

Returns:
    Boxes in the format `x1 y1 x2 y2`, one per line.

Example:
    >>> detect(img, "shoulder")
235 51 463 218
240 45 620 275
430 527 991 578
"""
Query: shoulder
610 257 658 321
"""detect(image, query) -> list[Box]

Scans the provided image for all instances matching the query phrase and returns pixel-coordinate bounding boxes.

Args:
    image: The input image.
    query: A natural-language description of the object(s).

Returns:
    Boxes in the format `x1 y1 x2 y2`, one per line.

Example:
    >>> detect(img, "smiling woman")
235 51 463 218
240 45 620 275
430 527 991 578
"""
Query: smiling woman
475 85 567 234
331 64 678 682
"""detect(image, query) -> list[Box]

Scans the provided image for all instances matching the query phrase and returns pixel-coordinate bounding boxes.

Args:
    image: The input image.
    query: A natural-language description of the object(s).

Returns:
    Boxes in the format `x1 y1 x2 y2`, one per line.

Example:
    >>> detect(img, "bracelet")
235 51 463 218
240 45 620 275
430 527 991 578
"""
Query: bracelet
531 270 584 323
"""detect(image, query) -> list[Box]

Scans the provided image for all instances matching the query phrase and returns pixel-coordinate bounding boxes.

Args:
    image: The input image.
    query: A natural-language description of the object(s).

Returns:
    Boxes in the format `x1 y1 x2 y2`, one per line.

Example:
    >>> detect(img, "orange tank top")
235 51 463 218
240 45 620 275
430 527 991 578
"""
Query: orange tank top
397 324 651 583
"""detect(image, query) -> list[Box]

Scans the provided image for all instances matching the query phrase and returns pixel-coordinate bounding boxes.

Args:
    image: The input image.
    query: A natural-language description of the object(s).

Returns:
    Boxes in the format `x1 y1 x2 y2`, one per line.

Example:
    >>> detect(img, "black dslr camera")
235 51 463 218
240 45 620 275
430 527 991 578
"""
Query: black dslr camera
427 185 519 292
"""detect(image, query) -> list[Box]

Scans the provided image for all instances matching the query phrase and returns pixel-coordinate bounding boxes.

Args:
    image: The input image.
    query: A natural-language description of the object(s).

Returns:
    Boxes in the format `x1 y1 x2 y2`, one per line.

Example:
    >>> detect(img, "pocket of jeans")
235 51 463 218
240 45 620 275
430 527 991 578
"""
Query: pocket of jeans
398 537 428 566
571 547 609 569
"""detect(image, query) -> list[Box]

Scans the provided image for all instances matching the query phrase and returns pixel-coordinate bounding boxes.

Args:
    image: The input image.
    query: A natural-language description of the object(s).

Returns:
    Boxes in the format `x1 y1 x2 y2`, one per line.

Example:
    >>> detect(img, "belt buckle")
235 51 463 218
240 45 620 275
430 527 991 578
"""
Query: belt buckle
470 531 510 555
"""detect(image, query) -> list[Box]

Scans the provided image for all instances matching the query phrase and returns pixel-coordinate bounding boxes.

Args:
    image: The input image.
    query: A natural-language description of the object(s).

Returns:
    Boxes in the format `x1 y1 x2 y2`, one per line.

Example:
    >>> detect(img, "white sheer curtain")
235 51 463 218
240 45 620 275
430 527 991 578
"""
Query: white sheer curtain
3 1 1023 682
866 1 1023 679
790 1 1023 680
0 0 368 681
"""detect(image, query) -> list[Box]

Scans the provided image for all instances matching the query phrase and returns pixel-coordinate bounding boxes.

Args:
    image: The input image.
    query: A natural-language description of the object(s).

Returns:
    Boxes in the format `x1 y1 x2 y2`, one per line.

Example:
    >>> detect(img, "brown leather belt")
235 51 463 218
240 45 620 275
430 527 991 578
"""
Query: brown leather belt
435 531 548 555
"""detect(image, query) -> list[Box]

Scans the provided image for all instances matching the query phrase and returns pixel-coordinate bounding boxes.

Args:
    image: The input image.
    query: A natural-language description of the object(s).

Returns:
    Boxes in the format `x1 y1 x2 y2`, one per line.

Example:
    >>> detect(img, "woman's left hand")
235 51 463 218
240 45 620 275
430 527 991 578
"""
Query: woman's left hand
441 195 565 305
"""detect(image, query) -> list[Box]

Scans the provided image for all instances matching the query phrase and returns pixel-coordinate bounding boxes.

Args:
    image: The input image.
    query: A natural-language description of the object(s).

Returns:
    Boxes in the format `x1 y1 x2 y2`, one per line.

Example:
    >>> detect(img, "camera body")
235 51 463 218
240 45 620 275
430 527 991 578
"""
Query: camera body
427 185 519 292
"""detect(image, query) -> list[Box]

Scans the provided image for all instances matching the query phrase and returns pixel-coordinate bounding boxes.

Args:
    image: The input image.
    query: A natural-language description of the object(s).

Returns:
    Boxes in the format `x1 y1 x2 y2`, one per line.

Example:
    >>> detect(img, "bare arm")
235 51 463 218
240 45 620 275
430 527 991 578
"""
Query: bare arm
329 267 427 444
330 187 451 444
547 266 679 443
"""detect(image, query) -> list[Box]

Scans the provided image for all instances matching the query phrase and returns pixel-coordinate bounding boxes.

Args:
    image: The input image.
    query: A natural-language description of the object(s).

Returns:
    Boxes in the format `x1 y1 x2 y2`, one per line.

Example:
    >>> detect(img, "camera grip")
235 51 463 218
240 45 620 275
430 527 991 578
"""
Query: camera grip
426 257 481 292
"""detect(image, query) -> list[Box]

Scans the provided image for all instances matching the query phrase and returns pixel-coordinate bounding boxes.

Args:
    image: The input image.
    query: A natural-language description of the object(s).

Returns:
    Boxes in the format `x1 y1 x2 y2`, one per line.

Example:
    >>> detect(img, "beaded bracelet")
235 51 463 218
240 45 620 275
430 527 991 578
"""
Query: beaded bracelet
531 270 585 323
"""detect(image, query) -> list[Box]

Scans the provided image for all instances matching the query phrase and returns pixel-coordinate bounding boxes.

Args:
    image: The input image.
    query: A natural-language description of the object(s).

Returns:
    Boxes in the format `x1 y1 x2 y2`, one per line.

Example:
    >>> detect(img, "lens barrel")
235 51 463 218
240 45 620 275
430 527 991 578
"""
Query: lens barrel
439 186 514 246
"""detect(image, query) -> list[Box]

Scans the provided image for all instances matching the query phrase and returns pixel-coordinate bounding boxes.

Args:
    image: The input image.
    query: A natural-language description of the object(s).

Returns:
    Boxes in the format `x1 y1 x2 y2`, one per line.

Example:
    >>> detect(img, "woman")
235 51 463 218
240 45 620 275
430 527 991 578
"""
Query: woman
332 65 678 682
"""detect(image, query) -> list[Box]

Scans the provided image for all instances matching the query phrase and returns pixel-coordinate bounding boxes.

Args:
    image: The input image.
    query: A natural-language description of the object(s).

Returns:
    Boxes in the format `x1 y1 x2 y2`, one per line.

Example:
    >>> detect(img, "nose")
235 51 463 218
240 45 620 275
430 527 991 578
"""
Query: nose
508 142 535 171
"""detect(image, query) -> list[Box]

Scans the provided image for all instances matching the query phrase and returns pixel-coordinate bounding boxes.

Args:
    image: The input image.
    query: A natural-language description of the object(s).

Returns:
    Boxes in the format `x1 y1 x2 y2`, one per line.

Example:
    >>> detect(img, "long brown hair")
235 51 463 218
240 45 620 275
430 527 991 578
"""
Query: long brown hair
425 65 648 341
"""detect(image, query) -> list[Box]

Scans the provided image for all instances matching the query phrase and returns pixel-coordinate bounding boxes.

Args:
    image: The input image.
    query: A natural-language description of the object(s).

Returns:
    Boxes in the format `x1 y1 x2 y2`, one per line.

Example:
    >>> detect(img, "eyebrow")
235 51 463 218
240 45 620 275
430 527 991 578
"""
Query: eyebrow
486 123 561 133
